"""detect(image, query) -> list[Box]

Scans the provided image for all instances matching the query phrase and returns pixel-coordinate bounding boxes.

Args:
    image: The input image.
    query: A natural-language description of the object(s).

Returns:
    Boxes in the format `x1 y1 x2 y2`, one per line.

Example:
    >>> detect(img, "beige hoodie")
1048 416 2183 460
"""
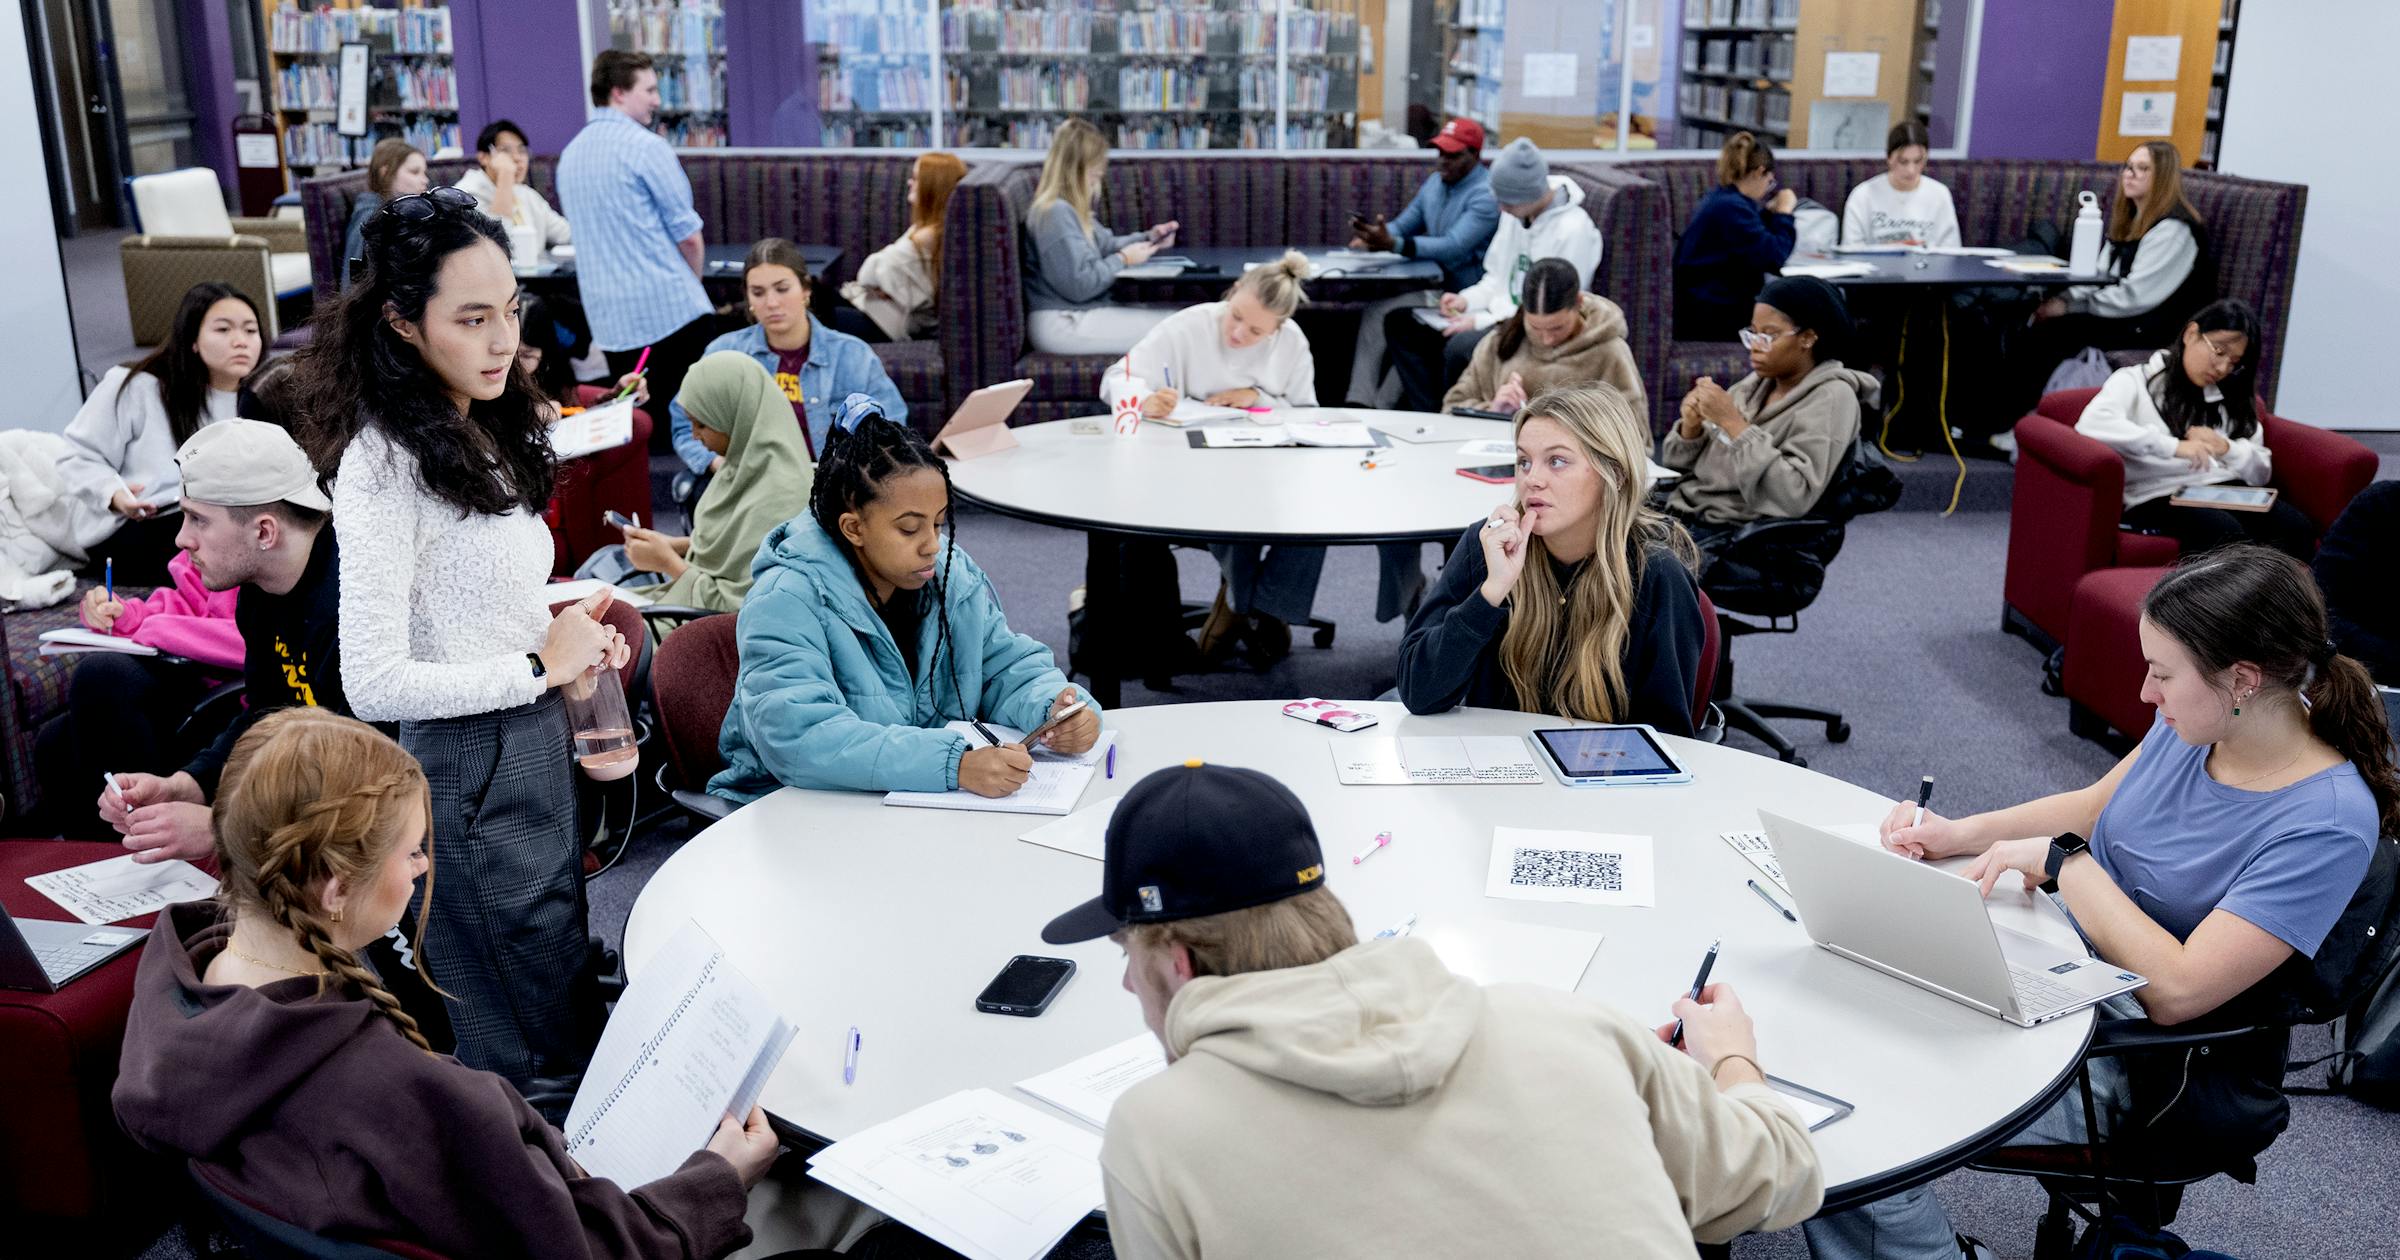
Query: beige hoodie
1444 292 1650 420
1658 360 1878 526
1099 939 1823 1260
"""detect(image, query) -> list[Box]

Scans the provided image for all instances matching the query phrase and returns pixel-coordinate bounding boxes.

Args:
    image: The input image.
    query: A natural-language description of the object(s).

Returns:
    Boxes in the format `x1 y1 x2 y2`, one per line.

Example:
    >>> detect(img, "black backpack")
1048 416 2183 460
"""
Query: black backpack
2283 830 2400 1107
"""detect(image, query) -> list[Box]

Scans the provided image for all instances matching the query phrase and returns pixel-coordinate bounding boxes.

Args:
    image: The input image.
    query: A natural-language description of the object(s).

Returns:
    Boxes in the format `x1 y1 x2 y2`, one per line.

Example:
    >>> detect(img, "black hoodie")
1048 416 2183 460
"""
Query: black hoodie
114 902 752 1260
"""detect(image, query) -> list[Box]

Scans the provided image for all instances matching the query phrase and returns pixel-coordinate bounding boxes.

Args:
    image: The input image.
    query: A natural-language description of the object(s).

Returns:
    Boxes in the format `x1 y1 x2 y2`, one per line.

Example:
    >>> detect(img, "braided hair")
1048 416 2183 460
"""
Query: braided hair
810 395 968 722
212 709 443 1053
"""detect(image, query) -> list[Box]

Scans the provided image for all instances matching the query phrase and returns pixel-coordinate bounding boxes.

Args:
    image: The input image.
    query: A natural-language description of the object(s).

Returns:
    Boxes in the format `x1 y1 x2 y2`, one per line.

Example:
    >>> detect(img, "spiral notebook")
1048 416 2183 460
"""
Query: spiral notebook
562 921 795 1189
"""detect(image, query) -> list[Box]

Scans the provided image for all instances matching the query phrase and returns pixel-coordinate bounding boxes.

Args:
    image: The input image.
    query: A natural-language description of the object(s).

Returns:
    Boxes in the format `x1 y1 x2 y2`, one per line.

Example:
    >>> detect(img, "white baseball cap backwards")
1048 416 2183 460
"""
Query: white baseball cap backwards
175 418 331 512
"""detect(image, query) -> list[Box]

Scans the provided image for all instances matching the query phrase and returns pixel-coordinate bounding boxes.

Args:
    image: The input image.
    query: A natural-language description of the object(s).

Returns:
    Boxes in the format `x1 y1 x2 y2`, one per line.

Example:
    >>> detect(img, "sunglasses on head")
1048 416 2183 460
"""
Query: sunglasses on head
380 186 478 221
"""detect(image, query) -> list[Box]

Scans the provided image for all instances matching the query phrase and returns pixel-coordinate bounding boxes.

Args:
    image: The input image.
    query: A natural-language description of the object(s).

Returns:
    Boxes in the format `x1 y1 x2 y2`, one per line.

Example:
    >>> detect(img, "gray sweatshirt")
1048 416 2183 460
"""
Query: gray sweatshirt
1659 360 1877 525
1022 200 1146 310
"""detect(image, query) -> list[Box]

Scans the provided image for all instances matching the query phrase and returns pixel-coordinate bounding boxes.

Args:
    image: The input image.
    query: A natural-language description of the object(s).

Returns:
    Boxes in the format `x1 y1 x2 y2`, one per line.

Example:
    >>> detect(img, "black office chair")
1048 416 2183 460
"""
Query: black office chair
1697 441 1902 766
1966 830 2400 1258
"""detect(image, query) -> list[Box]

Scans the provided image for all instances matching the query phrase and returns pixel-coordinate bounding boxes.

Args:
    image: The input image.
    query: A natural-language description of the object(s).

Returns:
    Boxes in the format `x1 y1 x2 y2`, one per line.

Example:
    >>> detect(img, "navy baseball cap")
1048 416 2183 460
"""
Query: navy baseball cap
1041 760 1326 944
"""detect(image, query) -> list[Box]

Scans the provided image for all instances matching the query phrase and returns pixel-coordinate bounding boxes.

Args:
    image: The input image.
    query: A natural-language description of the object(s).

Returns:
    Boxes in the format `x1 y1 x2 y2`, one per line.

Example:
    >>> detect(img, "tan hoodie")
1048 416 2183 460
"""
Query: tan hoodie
1444 292 1649 421
1658 360 1878 525
1099 939 1823 1259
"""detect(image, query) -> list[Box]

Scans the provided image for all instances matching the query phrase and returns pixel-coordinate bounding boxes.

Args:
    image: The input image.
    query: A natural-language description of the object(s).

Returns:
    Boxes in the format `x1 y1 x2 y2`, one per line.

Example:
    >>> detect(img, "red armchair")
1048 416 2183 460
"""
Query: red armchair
545 386 657 576
2003 388 2381 652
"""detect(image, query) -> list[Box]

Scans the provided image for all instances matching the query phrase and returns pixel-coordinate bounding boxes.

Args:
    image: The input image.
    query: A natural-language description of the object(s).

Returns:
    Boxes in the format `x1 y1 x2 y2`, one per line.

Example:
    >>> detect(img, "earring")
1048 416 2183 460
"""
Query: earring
329 907 343 924
2233 689 2254 716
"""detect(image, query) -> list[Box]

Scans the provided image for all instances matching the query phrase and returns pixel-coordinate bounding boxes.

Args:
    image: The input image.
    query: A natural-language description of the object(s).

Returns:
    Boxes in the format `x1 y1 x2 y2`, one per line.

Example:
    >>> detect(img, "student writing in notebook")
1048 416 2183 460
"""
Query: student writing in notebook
1803 547 2390 1260
711 398 1099 804
113 710 780 1260
1039 761 1824 1258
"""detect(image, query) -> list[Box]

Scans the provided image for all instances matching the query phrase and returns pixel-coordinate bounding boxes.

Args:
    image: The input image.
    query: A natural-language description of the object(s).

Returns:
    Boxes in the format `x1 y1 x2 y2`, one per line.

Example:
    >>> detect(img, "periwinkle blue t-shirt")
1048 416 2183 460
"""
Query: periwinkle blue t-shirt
2091 718 2376 958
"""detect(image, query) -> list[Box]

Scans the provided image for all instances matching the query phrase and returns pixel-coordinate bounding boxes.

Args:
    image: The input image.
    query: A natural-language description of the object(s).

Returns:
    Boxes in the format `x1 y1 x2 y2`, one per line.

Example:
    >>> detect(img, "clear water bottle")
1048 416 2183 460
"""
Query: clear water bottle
2067 190 2104 276
563 664 637 781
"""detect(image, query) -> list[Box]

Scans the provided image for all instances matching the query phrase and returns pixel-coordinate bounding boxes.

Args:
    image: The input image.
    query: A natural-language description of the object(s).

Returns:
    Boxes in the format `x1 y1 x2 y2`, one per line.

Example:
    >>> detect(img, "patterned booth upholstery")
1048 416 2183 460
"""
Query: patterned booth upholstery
299 152 957 424
1613 157 2308 433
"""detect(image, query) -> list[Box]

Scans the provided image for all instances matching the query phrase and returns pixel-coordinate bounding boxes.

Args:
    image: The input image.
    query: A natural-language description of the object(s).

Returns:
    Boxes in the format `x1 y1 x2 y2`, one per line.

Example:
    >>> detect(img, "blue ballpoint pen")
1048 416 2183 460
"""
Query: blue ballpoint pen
843 1027 861 1086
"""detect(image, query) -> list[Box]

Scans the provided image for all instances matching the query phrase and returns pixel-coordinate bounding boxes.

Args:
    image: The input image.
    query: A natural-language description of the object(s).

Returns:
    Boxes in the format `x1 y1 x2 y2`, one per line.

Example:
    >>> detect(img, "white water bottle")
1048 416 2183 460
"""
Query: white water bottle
2067 190 2104 276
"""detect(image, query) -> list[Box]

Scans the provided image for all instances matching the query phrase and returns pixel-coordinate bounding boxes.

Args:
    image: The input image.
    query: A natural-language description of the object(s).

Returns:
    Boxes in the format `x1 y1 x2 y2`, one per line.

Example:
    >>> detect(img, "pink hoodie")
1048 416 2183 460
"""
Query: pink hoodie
84 551 241 670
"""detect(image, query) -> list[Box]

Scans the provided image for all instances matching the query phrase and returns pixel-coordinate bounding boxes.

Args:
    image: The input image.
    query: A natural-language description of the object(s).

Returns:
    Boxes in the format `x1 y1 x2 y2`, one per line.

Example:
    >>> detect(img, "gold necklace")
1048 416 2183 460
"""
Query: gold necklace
2212 746 2305 789
225 941 328 978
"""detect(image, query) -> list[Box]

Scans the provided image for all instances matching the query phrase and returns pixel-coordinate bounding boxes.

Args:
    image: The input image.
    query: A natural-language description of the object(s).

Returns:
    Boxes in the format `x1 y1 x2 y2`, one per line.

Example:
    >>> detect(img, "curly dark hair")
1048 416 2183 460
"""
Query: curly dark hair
810 404 964 721
291 194 555 517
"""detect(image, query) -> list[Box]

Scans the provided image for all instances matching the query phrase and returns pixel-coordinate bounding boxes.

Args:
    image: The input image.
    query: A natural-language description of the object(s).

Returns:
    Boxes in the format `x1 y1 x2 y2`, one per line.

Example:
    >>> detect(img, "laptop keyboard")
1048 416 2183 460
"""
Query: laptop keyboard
32 944 104 984
2009 964 2087 1018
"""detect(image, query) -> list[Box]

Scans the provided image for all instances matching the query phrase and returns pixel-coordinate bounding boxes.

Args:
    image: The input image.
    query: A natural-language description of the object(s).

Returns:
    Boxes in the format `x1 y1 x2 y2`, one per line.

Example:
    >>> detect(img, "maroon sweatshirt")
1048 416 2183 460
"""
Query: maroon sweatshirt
114 903 754 1259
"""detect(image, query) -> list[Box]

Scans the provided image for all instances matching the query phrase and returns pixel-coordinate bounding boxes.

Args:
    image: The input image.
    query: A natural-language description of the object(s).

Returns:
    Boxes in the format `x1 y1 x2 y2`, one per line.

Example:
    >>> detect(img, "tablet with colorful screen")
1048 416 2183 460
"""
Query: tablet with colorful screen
1529 724 1692 787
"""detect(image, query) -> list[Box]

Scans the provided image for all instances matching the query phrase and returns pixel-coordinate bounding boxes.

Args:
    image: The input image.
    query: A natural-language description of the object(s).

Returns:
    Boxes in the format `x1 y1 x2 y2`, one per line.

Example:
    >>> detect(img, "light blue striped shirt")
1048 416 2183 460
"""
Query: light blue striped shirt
553 109 711 350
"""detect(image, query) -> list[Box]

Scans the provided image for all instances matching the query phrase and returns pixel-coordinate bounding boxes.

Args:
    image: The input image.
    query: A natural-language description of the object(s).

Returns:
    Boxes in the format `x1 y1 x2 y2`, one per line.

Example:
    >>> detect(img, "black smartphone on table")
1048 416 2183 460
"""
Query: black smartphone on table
976 955 1076 1016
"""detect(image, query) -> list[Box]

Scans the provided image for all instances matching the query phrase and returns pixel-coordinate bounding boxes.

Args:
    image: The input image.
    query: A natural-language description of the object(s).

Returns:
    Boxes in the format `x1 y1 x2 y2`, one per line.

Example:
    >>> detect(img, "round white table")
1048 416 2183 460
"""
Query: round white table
625 702 2092 1215
948 407 1514 705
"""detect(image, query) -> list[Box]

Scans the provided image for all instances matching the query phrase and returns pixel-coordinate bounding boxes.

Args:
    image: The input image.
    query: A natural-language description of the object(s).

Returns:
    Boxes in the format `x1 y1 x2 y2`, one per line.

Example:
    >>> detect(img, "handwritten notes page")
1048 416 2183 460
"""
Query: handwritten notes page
885 725 1119 817
25 854 217 925
562 921 795 1189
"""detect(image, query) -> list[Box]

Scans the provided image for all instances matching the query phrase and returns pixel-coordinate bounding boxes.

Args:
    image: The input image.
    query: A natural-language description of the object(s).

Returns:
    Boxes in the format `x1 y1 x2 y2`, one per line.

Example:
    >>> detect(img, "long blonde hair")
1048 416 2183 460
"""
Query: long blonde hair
2108 140 2203 243
1231 250 1311 319
1498 385 1699 722
908 151 969 280
212 709 442 1053
1031 119 1110 241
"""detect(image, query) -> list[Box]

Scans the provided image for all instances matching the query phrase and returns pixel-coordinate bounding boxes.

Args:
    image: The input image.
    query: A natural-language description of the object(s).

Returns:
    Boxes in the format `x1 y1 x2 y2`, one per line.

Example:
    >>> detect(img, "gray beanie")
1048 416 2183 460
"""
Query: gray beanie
1488 138 1551 205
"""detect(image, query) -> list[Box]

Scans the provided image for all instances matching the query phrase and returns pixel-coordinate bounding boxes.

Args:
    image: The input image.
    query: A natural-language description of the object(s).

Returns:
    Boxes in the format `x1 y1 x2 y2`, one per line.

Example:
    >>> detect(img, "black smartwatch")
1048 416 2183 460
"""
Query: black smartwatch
1396 235 1414 258
527 652 547 680
2041 832 2091 892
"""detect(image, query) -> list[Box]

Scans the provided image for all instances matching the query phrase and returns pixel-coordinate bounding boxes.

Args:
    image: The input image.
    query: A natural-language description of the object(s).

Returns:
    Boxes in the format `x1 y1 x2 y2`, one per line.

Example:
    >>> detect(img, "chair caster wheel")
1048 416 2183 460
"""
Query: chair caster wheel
1826 719 1851 743
1777 748 1807 767
1312 626 1335 649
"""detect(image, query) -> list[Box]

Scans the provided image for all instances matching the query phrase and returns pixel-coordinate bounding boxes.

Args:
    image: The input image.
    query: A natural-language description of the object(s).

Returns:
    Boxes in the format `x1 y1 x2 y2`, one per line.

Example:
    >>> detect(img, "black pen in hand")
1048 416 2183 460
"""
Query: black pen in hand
1669 939 1721 1049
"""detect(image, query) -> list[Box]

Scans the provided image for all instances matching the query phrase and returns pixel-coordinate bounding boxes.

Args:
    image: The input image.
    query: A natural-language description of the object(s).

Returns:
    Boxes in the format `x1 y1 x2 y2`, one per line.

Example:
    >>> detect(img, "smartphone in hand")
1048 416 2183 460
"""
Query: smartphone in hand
602 509 640 532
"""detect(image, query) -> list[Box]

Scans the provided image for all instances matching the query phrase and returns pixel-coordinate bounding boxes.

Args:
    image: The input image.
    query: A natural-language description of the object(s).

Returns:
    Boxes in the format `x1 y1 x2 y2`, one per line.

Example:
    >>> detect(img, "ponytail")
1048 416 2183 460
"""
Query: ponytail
1717 131 1772 187
1493 256 1584 362
2306 651 2400 838
1231 250 1310 320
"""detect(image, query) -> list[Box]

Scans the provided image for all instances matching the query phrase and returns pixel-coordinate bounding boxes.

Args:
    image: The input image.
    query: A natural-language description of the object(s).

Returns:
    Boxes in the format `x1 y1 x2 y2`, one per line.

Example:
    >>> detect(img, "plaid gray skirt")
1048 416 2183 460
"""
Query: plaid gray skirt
400 688 587 1091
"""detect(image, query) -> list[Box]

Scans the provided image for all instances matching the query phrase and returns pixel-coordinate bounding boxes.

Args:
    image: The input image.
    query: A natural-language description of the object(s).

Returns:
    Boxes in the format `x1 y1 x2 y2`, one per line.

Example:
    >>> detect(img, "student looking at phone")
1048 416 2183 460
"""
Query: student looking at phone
58 282 262 586
711 398 1099 803
1021 119 1181 357
1396 385 1706 735
1343 116 1499 407
1039 761 1823 1259
1803 546 2391 1260
611 353 814 613
2071 297 2314 561
1443 256 1647 420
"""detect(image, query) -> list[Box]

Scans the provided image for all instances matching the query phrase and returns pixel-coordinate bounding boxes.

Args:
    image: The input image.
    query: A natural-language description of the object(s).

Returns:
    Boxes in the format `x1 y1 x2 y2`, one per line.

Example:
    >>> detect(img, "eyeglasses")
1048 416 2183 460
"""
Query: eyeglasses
2198 335 2244 367
380 186 478 221
1737 327 1798 352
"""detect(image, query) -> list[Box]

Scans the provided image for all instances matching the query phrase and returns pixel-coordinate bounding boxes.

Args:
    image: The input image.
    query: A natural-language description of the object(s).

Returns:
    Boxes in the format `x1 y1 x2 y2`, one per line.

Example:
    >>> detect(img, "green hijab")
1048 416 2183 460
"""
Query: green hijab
651 352 816 610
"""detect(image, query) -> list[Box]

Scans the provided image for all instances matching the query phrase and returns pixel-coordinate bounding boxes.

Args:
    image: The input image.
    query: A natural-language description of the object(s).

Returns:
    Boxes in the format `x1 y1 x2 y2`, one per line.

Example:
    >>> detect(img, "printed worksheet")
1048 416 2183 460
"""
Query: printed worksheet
809 1089 1102 1260
1014 1033 1168 1128
1485 827 1657 907
26 854 217 925
1331 737 1543 785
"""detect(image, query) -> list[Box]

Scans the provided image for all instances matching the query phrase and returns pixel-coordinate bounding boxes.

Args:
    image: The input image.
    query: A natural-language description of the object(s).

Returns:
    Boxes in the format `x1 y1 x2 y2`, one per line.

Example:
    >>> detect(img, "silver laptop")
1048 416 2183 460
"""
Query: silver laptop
0 903 145 992
1759 811 2146 1027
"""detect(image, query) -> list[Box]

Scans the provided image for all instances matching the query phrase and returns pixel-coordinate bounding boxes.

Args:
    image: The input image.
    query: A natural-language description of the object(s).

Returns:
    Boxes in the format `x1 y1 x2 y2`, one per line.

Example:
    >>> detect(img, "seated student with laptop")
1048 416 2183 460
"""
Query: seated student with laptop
1800 545 2392 1260
1039 759 1825 1257
113 710 781 1258
711 398 1099 803
1397 384 1707 736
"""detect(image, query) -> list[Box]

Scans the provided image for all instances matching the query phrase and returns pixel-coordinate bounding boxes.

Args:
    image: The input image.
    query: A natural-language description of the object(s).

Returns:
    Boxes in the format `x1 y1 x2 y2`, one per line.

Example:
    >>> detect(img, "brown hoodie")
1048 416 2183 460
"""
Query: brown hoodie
1658 360 1878 525
1443 292 1650 420
113 902 753 1260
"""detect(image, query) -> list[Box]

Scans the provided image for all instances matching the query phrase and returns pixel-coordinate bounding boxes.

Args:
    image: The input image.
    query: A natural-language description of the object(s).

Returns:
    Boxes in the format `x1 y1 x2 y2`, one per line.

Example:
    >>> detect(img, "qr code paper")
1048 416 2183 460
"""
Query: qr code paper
1510 848 1624 892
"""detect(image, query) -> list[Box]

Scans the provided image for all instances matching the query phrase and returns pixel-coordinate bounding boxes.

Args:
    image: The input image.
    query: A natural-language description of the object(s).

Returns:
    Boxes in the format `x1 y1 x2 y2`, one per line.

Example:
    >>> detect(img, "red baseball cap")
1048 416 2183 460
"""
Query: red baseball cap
1431 117 1485 154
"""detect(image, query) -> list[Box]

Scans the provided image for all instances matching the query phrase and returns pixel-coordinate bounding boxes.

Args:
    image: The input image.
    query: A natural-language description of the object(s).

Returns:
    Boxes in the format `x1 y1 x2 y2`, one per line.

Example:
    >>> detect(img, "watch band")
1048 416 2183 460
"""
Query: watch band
2042 833 2091 891
527 651 546 680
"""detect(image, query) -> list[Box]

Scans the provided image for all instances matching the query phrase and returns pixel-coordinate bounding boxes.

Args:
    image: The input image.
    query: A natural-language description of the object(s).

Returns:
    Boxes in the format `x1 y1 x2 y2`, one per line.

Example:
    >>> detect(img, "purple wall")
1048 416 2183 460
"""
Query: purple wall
1965 0 2112 159
176 0 239 190
450 0 591 156
727 0 817 148
1925 2 1968 148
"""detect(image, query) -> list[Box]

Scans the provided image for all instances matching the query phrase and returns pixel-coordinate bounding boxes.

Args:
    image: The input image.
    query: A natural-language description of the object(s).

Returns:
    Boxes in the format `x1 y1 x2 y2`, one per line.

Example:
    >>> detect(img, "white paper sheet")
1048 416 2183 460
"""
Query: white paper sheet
885 725 1117 816
1014 1034 1167 1129
1166 398 1252 424
1018 798 1119 862
1410 306 1453 330
1198 424 1287 447
1418 918 1604 992
548 395 638 461
1521 52 1578 98
25 854 217 925
1457 437 1516 460
37 628 158 656
2119 90 2175 137
809 1088 1103 1260
562 921 796 1190
2123 34 2182 81
1767 1079 1845 1130
1486 827 1656 907
1780 261 1879 280
1330 737 1544 785
1822 50 1881 97
1718 830 1791 894
541 578 654 608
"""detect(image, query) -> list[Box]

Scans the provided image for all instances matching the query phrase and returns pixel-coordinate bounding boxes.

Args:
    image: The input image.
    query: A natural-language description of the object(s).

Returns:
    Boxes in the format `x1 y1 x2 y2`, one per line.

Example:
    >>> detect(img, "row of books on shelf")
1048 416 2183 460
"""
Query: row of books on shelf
1443 79 1499 125
655 118 727 146
268 3 451 56
990 66 1092 111
820 66 937 113
1238 66 1347 112
1682 33 1793 79
653 59 726 112
1453 0 1505 26
1449 33 1503 80
610 1 724 56
1675 80 1788 129
1118 65 1209 111
274 63 456 112
1682 0 1798 29
282 118 459 169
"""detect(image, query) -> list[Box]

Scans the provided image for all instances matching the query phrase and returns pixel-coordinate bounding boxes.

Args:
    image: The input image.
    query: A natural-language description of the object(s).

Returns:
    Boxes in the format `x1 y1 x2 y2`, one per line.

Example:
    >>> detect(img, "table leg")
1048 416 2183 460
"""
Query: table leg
1078 533 1125 709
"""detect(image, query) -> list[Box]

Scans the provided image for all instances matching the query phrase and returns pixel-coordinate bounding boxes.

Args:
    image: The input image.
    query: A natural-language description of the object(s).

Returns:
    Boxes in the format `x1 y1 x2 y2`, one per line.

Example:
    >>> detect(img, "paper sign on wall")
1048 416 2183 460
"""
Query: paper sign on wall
336 42 370 137
1629 25 1655 50
2123 35 2183 81
235 133 280 169
1822 51 1881 98
1521 52 1578 99
2119 90 2175 137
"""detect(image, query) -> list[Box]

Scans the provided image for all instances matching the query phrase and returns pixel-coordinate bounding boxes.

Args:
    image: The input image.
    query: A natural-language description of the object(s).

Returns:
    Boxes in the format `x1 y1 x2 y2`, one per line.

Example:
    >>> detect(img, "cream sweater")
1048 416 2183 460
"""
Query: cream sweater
57 368 237 552
1097 301 1318 408
2075 351 2271 507
840 232 939 341
1101 940 1823 1259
